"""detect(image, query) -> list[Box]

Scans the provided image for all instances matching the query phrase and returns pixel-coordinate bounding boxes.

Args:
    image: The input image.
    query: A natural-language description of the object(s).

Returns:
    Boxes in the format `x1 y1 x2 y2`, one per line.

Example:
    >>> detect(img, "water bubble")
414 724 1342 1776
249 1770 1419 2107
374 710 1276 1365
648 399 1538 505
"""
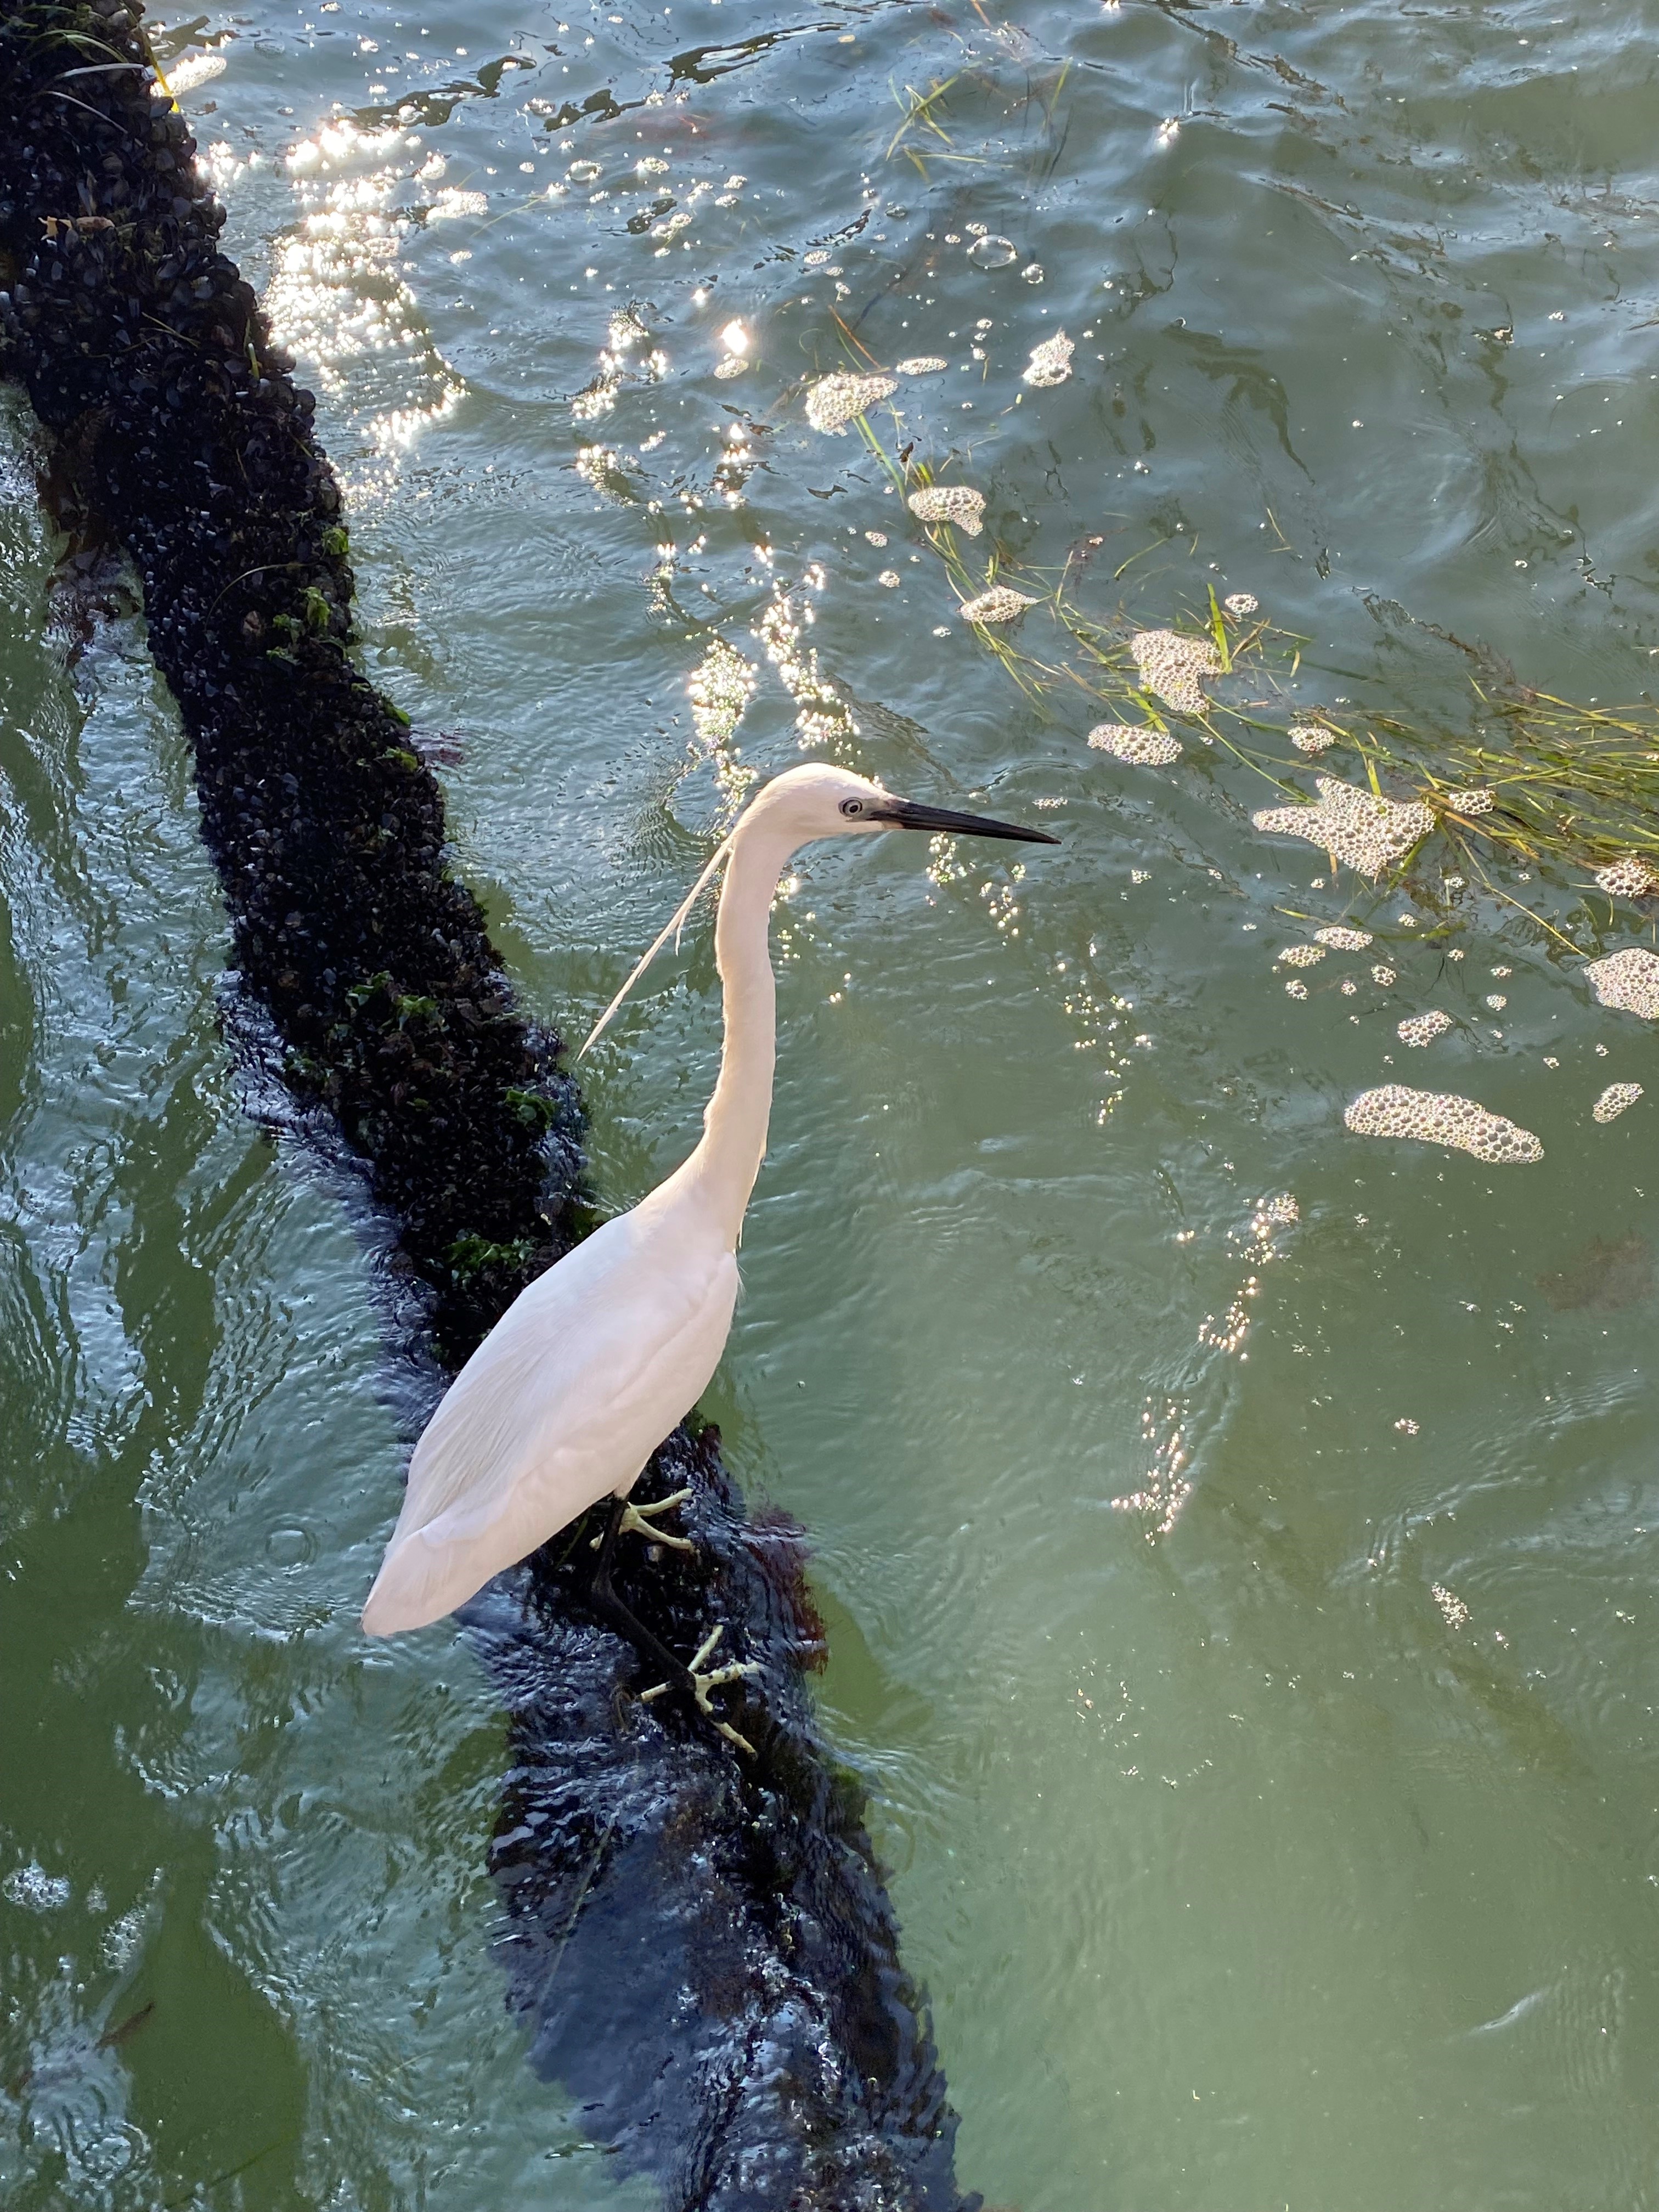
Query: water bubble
1023 330 1074 387
1594 1081 1644 1123
967 234 1018 270
569 158 602 182
1130 629 1221 716
1585 946 1659 1018
908 484 985 535
959 585 1037 624
1088 724 1181 765
1252 777 1434 879
1595 855 1659 898
804 371 897 433
1345 1084 1543 1163
3 1863 71 1912
1022 262 1045 284
1316 926 1373 950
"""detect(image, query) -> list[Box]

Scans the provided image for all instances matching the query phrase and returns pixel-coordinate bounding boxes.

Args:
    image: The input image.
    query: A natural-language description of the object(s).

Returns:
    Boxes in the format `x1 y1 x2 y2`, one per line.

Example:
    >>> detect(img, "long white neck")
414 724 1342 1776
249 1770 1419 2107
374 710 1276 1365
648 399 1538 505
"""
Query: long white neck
679 807 797 1246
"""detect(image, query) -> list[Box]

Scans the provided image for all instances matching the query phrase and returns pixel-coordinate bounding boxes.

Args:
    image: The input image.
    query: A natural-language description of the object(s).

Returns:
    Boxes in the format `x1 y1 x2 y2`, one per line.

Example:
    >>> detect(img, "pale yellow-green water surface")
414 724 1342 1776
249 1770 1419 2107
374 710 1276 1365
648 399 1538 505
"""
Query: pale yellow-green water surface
4 2 1659 2205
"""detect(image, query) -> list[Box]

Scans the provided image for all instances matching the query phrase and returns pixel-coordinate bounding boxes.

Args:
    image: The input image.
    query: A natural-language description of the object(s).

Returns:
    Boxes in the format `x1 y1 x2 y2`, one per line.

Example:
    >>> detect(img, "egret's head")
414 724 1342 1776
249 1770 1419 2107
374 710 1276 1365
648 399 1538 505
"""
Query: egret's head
744 761 1060 848
578 765 1056 1057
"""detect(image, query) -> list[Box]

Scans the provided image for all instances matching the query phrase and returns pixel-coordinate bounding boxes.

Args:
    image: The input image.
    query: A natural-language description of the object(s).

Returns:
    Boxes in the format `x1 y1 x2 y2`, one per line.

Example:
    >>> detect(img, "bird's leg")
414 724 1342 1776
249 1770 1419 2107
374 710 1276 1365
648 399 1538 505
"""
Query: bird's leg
640 1625 761 1758
592 1485 696 1553
580 1496 760 1755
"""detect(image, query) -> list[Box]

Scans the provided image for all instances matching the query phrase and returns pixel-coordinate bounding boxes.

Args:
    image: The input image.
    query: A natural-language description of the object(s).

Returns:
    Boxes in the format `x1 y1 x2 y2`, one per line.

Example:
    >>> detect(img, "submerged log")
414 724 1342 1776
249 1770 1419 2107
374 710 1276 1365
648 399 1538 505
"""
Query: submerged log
0 6 978 2205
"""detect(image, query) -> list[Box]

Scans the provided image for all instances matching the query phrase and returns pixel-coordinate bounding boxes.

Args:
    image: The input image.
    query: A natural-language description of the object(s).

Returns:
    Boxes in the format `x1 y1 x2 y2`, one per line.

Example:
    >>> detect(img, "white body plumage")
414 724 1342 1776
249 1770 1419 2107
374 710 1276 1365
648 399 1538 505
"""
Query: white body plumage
360 762 1053 1637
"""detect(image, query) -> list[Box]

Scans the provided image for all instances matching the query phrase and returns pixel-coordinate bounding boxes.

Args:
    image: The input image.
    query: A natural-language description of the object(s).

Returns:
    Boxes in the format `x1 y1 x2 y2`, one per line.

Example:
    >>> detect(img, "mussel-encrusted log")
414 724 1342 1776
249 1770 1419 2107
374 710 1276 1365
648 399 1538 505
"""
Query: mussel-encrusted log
0 5 979 2206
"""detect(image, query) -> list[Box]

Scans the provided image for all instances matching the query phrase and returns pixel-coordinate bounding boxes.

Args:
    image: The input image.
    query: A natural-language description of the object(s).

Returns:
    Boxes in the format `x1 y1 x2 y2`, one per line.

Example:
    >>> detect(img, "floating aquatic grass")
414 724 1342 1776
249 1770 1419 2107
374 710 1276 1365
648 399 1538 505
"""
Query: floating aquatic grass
865 426 1659 912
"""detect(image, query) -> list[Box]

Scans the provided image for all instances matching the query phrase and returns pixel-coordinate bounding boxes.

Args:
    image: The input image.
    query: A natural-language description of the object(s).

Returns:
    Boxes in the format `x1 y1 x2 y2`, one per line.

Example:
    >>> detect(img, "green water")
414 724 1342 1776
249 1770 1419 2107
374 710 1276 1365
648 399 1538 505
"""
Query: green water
5 1 1659 2205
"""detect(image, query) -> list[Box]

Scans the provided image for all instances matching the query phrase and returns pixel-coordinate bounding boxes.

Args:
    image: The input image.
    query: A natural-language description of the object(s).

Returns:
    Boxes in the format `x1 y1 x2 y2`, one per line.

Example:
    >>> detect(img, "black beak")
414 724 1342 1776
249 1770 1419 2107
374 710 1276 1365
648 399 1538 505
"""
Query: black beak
867 796 1059 845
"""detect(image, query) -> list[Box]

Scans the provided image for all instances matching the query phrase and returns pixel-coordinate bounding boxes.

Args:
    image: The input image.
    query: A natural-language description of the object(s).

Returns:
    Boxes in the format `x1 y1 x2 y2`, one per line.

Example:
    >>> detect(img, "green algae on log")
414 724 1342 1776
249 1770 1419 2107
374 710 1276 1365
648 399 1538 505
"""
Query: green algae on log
0 5 980 2205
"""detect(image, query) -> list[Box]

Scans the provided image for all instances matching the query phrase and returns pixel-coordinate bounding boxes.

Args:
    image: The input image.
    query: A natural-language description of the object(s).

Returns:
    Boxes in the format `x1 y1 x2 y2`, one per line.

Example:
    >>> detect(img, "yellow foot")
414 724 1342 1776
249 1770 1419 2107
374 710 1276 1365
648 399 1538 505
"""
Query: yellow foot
592 1487 696 1553
640 1624 761 1756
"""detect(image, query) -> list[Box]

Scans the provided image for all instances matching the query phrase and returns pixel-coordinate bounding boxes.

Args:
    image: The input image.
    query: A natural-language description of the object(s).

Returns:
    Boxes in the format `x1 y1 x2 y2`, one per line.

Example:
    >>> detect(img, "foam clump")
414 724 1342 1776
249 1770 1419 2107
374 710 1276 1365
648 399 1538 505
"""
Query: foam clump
1345 1084 1542 1163
1593 1081 1644 1123
1223 592 1258 616
805 372 897 432
1088 724 1182 765
908 484 985 535
687 636 757 750
1594 856 1659 898
1444 787 1496 814
1585 946 1659 1018
1278 944 1325 968
894 356 947 375
1289 724 1335 754
1023 331 1074 387
1252 776 1434 878
1130 629 1222 715
1316 925 1373 950
960 585 1037 624
1398 1009 1453 1047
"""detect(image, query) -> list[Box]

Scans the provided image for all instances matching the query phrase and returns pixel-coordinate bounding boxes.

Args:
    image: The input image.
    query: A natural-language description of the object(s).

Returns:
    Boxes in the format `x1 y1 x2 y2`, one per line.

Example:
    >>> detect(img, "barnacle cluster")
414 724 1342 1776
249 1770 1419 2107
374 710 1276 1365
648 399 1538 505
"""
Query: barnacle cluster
1398 1009 1453 1047
1593 1081 1644 1123
1252 777 1435 878
1345 1085 1543 1163
1087 724 1182 765
960 585 1037 625
1129 629 1222 716
907 484 985 535
804 371 896 433
1585 946 1659 1018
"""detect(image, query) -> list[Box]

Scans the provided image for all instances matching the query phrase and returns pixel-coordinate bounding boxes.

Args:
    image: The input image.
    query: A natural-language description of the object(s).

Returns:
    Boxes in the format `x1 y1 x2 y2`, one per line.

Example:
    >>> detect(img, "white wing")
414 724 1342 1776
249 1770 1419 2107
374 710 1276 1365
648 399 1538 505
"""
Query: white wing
361 1198 738 1633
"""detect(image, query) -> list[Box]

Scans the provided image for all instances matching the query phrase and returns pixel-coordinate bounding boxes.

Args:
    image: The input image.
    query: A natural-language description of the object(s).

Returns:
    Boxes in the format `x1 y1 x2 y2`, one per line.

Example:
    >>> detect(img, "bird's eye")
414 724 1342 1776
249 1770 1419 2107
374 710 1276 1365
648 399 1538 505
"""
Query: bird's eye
839 797 863 817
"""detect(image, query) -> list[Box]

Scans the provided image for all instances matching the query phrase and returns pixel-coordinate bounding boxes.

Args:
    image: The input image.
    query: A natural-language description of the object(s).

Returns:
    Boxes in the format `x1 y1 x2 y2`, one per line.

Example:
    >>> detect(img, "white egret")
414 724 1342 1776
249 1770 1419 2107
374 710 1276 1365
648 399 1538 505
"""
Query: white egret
360 763 1057 1737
